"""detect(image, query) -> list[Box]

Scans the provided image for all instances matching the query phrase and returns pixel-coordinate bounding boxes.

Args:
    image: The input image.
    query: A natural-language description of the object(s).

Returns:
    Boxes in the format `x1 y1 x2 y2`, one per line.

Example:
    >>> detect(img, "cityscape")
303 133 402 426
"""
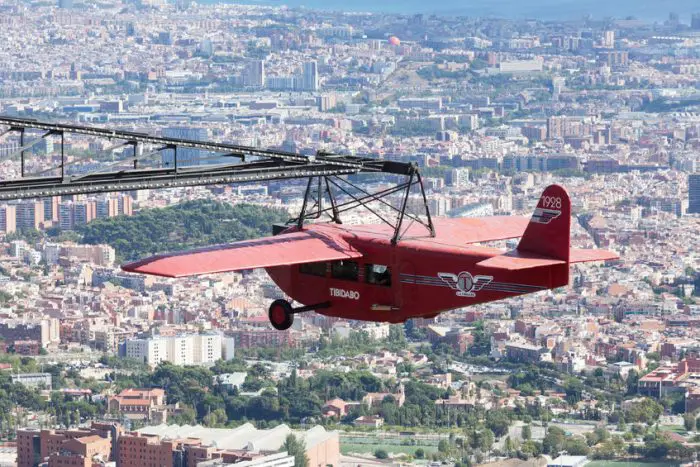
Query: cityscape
0 1 699 467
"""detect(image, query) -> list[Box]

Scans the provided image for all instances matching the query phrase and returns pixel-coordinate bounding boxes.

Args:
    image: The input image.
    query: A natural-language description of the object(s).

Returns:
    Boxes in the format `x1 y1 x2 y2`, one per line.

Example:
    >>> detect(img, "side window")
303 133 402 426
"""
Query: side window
366 264 391 286
299 262 327 277
331 260 359 281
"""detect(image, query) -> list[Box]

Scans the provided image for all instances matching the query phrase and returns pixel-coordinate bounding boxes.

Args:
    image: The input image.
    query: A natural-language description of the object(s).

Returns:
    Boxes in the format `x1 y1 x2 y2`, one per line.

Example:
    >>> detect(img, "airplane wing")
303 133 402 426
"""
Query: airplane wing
121 230 362 278
433 216 530 244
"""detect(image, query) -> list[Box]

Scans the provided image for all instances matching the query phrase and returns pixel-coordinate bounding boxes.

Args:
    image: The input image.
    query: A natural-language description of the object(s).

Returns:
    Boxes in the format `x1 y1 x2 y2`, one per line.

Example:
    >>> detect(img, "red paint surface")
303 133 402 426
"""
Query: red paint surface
123 185 618 324
122 230 362 278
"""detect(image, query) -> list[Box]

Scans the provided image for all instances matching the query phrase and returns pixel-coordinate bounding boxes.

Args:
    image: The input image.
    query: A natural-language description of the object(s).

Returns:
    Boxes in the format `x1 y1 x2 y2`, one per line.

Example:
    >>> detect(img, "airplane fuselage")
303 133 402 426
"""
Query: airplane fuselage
122 184 616 330
265 222 568 323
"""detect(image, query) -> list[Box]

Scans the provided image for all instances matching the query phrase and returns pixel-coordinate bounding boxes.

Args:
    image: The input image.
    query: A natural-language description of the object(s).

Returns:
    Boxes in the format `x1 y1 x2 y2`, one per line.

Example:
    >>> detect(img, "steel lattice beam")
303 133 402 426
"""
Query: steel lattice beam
0 162 364 200
0 116 366 168
0 116 410 200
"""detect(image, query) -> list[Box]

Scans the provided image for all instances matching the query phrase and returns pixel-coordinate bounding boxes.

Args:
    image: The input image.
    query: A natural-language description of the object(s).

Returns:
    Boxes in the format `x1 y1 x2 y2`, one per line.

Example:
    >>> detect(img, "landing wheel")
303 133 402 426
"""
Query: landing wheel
268 299 294 331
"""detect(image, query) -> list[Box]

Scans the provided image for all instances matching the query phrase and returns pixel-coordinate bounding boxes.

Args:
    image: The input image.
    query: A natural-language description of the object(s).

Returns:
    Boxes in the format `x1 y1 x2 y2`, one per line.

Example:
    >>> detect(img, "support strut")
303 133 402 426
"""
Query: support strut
291 301 331 314
291 163 435 244
325 177 342 224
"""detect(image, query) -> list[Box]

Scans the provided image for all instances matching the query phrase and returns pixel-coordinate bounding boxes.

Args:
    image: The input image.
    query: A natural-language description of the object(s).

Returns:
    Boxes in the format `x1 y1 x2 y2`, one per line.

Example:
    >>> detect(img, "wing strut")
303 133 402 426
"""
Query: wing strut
291 159 435 244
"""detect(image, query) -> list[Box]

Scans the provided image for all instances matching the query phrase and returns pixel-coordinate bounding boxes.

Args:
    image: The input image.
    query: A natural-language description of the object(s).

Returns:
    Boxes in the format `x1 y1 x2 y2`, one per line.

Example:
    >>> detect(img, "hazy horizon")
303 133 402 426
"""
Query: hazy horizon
198 0 699 23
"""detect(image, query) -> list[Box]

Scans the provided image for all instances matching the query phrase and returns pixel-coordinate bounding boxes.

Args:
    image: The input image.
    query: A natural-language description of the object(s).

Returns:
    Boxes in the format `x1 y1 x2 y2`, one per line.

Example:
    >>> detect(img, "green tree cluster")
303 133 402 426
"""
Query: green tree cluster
79 200 288 261
283 434 309 467
623 398 664 424
629 431 694 460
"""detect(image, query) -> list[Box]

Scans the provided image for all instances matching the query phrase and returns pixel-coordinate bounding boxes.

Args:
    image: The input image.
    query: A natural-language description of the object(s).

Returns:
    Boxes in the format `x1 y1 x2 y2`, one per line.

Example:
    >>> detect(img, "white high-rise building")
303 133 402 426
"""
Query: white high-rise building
167 335 194 365
195 333 222 364
126 338 167 366
451 168 470 188
603 30 615 48
222 336 236 361
245 60 265 88
303 61 319 91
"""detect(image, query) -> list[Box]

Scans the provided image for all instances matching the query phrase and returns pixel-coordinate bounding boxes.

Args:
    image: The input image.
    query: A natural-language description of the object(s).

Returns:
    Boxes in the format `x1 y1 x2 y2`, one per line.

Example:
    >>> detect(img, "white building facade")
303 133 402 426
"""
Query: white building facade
125 333 223 367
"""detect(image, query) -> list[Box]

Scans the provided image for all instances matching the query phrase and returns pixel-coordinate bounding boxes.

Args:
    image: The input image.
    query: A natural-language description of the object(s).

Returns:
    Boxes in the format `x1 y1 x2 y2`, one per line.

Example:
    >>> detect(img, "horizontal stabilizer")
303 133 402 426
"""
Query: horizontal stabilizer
122 230 362 278
476 252 566 271
478 247 618 271
569 248 619 264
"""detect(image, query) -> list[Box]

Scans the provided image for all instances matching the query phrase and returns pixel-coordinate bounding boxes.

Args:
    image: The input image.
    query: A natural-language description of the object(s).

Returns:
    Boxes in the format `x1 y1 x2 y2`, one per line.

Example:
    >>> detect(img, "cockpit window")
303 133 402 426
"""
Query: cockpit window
366 264 391 286
331 260 359 281
299 262 327 277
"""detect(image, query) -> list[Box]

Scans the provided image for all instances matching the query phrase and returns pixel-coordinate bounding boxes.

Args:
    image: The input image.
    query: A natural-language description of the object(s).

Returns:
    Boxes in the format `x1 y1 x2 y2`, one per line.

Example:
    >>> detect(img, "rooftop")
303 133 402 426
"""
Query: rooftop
137 423 336 452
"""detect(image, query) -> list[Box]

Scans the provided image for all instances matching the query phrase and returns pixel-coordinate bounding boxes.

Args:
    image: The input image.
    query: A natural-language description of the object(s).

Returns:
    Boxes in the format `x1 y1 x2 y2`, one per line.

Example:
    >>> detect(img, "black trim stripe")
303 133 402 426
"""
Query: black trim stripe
400 274 546 289
399 273 547 294
398 280 545 291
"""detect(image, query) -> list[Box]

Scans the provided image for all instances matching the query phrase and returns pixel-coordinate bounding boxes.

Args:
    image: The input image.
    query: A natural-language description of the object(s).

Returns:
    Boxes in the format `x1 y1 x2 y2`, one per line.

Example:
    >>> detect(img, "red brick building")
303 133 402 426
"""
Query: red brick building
17 423 120 467
118 433 178 467
47 435 111 467
108 388 168 422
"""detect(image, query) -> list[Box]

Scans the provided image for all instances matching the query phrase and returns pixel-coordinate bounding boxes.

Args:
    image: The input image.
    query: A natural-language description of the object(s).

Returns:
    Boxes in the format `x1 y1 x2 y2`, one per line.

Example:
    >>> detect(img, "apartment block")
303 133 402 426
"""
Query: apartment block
124 333 223 367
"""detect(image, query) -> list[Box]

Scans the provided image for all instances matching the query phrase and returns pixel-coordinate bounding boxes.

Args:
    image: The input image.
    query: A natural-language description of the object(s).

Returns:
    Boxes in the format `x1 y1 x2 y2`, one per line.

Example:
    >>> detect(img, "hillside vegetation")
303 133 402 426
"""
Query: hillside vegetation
78 200 289 262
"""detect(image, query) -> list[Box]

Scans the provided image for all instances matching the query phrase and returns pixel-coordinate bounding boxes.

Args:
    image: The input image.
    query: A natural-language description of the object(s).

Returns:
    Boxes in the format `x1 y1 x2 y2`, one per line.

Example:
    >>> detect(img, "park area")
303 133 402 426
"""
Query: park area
340 433 442 457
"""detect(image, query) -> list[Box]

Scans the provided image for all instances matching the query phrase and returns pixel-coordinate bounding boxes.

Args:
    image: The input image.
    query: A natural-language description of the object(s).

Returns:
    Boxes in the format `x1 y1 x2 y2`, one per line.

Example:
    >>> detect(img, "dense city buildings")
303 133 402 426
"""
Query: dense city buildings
0 1 698 466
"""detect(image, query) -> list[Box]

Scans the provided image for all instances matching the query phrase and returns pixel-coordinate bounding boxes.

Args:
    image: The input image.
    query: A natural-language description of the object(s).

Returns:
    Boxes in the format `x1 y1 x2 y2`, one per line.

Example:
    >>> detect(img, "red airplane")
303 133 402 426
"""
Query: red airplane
123 184 618 330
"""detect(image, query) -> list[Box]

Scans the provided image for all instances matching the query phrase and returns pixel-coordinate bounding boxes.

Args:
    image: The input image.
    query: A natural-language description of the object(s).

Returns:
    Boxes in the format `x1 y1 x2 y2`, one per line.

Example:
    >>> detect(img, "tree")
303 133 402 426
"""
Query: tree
469 321 491 356
617 419 626 432
542 426 566 454
415 448 425 459
249 363 271 379
624 398 663 424
475 429 494 452
521 424 531 441
203 408 227 427
660 391 685 414
374 449 389 459
626 370 639 395
170 405 197 425
564 378 584 405
520 440 542 459
485 409 511 437
684 413 695 432
564 437 590 455
504 436 514 453
438 439 450 453
282 434 309 467
386 325 407 351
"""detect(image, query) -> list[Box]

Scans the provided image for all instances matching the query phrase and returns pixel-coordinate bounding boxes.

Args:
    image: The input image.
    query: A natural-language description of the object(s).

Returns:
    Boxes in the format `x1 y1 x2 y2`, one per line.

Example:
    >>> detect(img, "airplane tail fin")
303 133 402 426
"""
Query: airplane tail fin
476 185 618 275
517 184 571 262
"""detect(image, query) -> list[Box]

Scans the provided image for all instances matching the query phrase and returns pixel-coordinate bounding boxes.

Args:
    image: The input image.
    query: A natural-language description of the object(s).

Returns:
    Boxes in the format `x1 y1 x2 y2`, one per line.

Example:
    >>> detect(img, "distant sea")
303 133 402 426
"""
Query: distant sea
195 0 699 22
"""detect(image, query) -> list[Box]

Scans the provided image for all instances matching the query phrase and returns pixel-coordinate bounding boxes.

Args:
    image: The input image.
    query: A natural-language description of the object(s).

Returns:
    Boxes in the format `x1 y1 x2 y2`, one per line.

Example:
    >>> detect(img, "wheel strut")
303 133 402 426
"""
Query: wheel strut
268 300 330 331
